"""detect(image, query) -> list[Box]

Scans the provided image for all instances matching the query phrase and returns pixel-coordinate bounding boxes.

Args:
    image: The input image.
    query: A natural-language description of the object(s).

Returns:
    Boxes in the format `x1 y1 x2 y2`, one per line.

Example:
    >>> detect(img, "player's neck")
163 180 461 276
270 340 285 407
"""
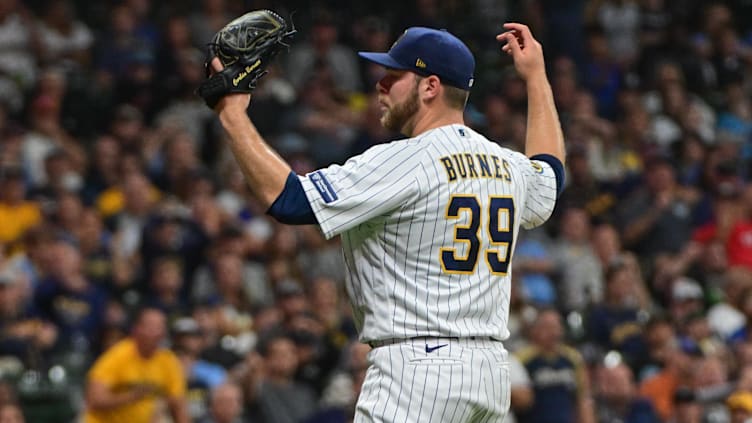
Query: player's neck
406 107 465 137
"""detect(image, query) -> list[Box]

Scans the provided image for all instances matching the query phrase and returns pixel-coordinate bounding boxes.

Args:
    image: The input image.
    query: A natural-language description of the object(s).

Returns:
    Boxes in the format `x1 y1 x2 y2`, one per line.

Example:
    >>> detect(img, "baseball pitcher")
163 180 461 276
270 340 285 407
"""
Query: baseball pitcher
197 11 565 423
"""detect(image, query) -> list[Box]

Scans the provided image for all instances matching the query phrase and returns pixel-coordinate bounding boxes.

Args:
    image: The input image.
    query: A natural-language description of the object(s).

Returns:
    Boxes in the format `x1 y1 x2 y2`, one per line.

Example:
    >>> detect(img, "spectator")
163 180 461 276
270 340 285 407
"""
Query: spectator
187 0 232 50
285 11 362 94
0 167 42 246
143 256 188 321
139 203 210 293
36 0 94 69
94 4 152 86
23 91 86 189
32 240 107 355
506 352 534 423
83 306 189 423
587 261 648 365
727 287 752 345
589 0 640 66
693 354 734 423
512 228 557 306
173 316 227 421
552 207 603 312
707 267 751 339
296 226 347 283
308 276 356 346
638 317 698 421
248 332 317 423
154 15 193 93
725 185 752 270
192 302 242 369
582 26 622 119
557 145 617 222
571 92 632 184
591 223 623 269
208 253 256 356
0 0 39 111
618 155 698 271
306 341 370 423
73 208 114 287
0 402 24 423
594 359 661 423
515 308 595 423
285 69 363 167
667 276 705 327
0 266 57 367
727 390 752 423
192 227 273 307
199 382 245 423
154 48 215 145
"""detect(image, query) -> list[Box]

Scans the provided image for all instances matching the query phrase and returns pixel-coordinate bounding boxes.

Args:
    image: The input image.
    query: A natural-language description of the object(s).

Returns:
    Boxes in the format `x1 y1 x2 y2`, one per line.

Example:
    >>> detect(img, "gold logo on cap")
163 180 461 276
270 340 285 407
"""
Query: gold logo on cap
415 58 426 68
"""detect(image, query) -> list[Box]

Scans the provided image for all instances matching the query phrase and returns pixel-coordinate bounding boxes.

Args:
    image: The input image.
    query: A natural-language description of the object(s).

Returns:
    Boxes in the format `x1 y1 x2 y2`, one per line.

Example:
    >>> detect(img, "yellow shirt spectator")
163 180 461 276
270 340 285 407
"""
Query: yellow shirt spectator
83 308 188 423
0 202 42 244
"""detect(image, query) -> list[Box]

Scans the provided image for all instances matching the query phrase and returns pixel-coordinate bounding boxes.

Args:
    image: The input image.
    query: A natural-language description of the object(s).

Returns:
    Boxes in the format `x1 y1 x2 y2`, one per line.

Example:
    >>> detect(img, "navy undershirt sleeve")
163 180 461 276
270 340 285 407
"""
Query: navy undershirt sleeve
530 154 565 197
266 172 317 225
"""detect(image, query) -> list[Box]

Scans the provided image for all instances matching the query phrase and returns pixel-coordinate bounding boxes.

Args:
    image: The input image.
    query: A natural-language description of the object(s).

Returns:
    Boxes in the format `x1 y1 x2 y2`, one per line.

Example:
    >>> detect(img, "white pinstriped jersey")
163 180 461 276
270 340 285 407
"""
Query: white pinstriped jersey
299 124 558 343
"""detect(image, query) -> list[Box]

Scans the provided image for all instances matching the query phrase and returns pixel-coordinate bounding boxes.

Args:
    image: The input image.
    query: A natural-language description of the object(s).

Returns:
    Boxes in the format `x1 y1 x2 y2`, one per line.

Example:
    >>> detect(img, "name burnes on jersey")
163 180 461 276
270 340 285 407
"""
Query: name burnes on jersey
439 153 513 182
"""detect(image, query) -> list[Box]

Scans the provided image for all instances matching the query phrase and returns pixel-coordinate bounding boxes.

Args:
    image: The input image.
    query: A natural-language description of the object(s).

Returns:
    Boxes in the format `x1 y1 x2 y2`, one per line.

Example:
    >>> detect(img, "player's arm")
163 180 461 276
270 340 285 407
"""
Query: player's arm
499 23 565 164
499 23 565 200
214 86 290 208
210 58 316 225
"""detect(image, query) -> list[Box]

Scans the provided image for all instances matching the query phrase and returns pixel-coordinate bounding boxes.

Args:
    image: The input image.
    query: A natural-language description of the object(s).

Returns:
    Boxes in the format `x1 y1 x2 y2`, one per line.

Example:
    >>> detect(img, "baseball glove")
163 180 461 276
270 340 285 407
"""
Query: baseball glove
196 9 295 109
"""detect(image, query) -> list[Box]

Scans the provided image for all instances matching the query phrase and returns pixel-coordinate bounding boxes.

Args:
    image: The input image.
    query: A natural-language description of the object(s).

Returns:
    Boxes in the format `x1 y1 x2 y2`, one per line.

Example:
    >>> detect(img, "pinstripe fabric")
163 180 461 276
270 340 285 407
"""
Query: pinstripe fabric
299 124 558 343
354 338 510 422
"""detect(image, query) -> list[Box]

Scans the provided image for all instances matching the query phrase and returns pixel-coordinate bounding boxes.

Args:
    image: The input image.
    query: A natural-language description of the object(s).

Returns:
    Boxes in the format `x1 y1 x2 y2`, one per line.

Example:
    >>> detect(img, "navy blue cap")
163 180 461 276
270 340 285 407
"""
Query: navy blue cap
358 27 475 90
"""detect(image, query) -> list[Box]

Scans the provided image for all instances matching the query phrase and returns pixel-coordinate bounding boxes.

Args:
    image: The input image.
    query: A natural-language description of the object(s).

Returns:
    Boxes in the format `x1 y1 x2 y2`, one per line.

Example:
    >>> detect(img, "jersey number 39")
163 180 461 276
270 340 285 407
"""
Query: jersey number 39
440 195 515 275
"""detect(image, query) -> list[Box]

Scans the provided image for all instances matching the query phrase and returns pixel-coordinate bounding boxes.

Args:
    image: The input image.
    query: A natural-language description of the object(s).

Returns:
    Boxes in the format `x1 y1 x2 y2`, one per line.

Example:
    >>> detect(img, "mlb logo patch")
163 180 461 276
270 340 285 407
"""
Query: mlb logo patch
310 171 338 203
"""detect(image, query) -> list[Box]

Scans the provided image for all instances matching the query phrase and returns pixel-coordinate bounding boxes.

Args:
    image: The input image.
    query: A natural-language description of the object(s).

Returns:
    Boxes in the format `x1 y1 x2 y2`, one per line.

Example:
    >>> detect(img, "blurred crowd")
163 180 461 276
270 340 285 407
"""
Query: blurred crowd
1 0 752 422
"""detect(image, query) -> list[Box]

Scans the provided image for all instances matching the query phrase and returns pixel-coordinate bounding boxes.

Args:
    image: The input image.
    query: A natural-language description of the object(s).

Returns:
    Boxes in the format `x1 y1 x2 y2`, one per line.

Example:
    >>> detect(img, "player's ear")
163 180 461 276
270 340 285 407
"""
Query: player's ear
420 75 442 101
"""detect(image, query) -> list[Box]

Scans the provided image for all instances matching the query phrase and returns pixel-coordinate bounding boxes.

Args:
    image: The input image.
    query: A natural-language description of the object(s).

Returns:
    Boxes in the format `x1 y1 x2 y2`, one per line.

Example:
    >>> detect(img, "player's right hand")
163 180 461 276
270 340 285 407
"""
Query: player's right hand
497 23 546 82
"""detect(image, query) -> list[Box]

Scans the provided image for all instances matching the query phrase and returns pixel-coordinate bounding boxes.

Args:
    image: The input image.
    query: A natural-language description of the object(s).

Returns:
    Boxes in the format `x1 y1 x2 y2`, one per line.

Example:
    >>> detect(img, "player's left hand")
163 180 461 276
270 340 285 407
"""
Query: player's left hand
497 23 545 81
196 9 295 110
207 57 252 112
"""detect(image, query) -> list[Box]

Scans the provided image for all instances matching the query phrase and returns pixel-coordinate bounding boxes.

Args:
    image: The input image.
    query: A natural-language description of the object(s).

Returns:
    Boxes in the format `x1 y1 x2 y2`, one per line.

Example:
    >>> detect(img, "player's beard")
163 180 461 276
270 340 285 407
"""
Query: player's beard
381 83 420 135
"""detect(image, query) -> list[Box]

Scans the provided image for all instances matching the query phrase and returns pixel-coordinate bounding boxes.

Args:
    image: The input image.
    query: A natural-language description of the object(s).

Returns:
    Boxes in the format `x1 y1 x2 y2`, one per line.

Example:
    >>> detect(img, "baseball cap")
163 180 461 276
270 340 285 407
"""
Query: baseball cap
358 27 475 90
671 277 703 301
171 317 202 336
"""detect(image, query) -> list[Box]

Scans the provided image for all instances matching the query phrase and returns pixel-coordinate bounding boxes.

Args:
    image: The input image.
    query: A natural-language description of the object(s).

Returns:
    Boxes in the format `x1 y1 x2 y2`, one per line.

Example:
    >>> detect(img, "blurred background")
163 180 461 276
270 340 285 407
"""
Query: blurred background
1 0 752 422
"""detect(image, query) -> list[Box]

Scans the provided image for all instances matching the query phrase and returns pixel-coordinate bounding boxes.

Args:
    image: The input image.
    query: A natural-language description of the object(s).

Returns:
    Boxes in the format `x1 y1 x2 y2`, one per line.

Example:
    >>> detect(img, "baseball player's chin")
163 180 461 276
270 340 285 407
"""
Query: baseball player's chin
381 105 413 134
380 110 396 131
